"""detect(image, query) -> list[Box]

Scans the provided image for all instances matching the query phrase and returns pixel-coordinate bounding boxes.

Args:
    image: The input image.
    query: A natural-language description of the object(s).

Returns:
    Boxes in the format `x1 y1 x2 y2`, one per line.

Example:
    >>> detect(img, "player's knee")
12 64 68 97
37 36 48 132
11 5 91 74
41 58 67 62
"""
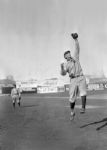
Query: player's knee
69 98 76 103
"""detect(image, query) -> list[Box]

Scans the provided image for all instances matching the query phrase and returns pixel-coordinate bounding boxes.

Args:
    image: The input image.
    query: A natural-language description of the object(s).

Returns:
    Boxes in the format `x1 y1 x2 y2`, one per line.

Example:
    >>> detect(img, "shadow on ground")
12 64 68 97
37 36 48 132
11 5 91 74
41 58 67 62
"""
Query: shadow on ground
80 118 107 131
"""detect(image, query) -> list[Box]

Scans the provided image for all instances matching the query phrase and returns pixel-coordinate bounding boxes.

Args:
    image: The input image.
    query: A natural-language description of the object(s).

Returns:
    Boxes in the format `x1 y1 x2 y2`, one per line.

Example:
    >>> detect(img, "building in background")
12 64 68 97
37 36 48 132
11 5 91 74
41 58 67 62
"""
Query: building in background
14 75 107 94
16 80 37 93
37 78 65 93
0 79 16 94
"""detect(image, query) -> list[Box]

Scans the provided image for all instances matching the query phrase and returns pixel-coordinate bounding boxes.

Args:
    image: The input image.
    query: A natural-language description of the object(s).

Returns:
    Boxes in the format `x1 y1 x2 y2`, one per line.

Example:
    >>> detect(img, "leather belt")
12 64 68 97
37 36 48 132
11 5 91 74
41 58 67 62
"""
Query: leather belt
71 74 83 79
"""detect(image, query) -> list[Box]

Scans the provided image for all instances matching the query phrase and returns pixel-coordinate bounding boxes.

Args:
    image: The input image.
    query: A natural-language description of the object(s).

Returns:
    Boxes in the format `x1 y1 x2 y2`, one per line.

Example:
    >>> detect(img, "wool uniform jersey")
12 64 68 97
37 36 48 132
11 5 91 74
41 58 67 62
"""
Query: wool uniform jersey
61 39 87 103
11 87 21 103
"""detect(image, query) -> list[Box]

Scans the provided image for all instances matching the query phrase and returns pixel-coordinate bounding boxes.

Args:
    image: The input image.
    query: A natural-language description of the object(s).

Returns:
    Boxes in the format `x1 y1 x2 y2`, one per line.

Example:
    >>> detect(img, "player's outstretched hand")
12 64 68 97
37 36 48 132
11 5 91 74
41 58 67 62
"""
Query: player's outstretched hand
71 33 78 39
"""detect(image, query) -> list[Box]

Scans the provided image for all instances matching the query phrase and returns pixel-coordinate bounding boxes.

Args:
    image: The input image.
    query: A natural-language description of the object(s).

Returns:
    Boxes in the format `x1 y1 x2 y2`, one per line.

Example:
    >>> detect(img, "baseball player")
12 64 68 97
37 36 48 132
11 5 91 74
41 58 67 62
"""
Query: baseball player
11 85 21 108
60 33 87 120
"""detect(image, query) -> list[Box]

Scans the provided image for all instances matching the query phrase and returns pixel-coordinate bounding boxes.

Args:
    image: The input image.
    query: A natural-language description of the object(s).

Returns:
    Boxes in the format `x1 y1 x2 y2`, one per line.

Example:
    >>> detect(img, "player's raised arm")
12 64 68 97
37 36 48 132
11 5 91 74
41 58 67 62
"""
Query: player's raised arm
71 33 80 60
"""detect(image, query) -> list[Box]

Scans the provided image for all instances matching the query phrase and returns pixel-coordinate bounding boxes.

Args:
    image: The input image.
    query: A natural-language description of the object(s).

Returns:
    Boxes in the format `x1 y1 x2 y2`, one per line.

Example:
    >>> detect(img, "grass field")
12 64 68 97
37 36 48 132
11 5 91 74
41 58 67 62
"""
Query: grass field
0 90 107 150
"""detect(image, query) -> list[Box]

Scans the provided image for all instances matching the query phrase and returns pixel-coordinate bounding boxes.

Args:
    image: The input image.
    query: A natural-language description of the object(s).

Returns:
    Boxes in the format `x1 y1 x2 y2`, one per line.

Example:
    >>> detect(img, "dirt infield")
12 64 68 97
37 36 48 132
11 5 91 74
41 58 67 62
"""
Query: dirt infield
0 91 107 150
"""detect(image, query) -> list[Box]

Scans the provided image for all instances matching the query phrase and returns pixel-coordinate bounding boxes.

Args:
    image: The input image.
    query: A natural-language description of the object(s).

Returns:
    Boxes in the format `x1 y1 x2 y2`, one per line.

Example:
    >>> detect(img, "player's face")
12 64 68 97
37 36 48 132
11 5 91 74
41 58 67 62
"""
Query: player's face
64 52 72 61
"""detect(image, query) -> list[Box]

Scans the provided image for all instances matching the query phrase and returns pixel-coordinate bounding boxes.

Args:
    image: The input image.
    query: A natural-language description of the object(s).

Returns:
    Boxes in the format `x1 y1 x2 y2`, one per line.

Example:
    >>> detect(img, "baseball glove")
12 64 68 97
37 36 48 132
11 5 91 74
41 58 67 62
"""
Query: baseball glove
60 63 66 75
71 33 78 39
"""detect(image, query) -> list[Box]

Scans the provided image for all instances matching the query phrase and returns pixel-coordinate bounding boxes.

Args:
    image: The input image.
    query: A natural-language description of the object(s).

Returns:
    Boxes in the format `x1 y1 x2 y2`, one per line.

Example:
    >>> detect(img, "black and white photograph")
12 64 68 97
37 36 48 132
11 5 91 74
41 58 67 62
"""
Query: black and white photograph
0 0 107 149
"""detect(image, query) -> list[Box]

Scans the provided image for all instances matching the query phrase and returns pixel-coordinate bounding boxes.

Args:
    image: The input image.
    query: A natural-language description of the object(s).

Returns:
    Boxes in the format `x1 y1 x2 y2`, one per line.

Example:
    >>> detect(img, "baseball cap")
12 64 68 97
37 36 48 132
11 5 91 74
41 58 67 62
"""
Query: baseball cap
64 50 70 57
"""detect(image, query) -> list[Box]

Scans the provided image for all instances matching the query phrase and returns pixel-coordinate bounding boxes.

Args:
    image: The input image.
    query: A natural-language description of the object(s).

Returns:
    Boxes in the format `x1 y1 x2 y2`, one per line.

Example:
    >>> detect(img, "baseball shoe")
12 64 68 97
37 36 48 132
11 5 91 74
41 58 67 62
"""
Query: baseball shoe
80 108 85 114
70 112 75 121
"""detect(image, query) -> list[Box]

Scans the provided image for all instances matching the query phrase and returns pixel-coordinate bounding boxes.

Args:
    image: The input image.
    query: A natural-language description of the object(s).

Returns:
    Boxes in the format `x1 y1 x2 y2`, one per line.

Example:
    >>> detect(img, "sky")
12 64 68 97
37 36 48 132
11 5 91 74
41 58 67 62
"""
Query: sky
0 0 107 80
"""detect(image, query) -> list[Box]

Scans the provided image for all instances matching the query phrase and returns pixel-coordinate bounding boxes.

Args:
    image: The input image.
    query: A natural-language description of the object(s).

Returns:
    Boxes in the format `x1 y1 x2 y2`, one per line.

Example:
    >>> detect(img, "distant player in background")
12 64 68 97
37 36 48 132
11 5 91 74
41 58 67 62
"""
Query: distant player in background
60 33 87 120
11 84 21 108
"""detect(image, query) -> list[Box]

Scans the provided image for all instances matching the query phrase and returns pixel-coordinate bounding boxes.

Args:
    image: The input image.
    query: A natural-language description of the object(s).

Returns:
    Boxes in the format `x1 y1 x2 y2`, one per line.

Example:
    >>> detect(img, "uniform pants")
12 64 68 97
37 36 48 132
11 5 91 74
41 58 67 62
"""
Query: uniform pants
69 76 87 103
12 95 21 103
